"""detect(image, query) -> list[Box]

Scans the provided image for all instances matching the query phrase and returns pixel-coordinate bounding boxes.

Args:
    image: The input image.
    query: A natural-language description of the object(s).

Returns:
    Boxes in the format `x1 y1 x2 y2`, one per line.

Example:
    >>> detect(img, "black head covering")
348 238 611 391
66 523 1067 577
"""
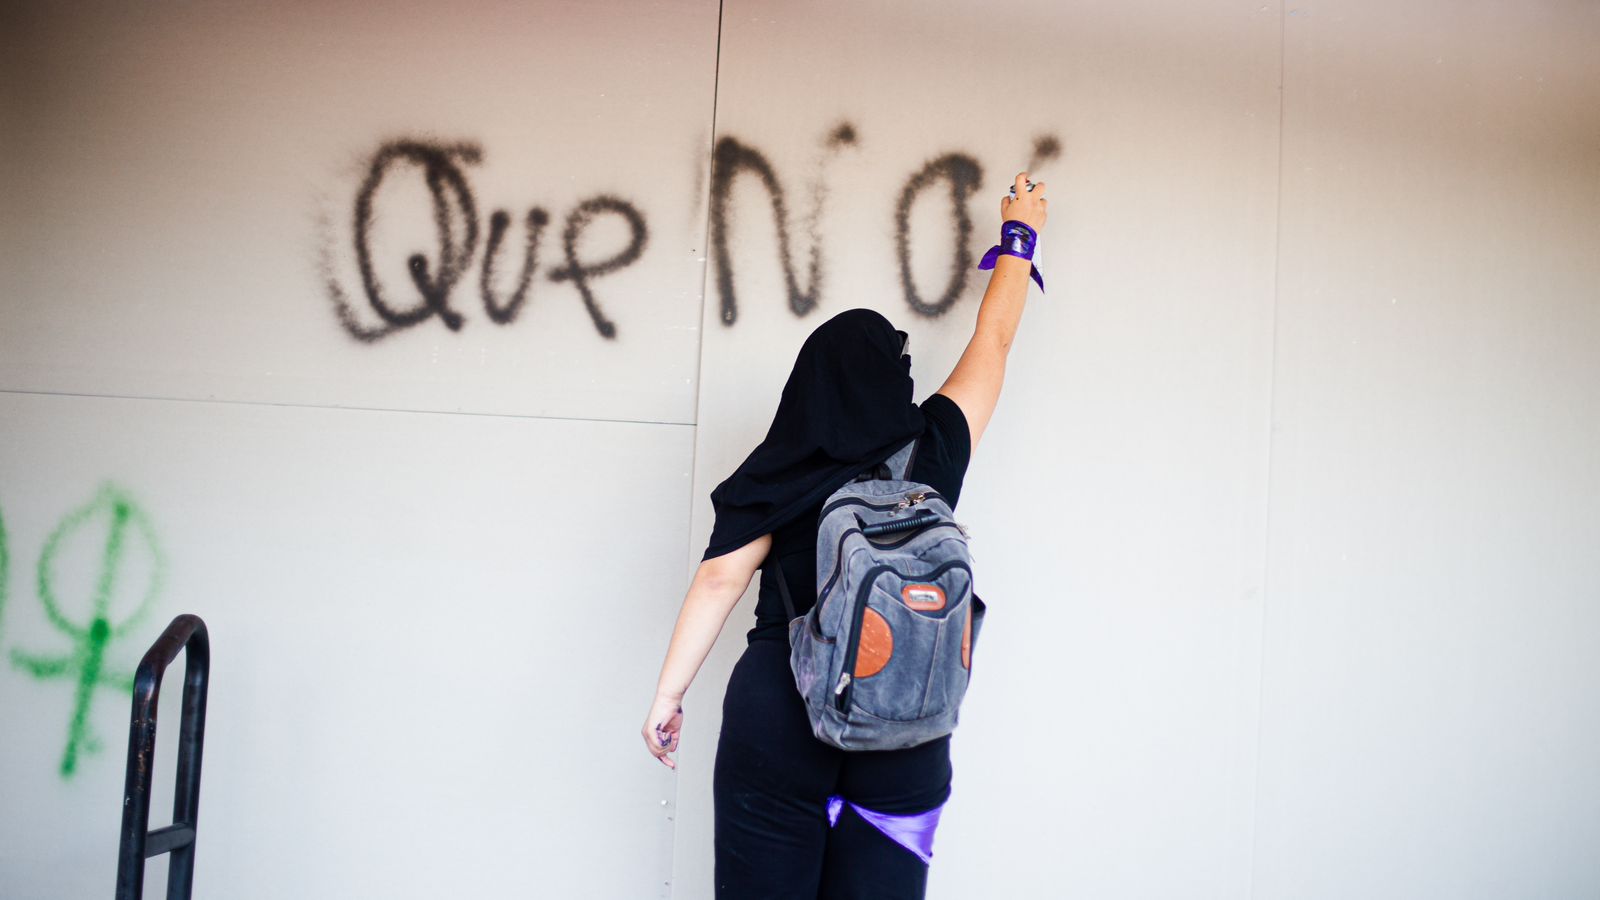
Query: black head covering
702 308 925 561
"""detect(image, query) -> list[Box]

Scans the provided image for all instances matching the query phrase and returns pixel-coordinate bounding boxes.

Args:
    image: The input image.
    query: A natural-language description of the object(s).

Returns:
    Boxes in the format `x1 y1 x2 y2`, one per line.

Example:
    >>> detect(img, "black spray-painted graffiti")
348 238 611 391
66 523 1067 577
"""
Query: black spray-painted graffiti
1027 135 1061 173
324 129 1058 339
893 154 982 318
710 130 1058 325
709 136 822 324
324 140 649 342
707 122 860 325
549 197 649 339
481 208 549 326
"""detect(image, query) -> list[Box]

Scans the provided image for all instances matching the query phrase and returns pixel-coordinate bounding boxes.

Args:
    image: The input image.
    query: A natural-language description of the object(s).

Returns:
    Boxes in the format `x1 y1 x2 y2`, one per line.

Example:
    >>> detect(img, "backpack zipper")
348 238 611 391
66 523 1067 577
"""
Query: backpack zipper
835 558 973 712
816 521 967 627
811 522 887 640
819 489 946 521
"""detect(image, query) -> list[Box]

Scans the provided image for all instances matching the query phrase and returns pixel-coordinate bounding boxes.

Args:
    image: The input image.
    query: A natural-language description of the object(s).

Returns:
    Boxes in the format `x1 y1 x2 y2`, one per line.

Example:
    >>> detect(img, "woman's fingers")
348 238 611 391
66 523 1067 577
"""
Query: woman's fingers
655 724 678 768
643 700 684 768
645 731 676 768
997 171 1047 231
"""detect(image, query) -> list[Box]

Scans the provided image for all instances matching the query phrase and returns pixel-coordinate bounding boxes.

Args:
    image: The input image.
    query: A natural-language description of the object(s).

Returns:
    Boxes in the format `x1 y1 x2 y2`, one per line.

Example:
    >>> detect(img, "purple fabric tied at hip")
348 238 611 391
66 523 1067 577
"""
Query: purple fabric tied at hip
826 793 944 864
977 219 1045 292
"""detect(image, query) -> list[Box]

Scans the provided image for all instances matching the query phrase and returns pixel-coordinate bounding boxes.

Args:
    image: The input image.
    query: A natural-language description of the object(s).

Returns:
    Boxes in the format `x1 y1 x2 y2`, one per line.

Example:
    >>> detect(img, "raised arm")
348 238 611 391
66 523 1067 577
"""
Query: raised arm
934 171 1047 453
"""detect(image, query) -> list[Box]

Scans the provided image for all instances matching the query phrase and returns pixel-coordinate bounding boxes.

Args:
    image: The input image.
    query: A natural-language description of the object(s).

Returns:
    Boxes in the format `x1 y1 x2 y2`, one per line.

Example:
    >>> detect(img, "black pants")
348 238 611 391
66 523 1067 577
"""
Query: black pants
713 638 953 899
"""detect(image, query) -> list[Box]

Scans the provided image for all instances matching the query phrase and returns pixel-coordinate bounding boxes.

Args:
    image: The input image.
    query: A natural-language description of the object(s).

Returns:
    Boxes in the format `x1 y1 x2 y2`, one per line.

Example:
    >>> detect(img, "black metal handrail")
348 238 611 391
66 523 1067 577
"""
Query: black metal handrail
115 614 210 900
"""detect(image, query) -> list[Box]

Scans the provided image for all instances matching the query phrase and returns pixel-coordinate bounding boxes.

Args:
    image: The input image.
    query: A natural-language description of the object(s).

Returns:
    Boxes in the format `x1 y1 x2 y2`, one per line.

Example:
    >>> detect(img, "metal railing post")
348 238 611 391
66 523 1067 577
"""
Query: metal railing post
115 614 210 900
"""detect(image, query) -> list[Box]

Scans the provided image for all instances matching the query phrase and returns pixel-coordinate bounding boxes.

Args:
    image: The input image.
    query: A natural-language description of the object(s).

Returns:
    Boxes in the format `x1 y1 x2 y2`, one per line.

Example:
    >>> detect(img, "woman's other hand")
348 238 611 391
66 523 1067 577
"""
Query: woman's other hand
641 536 768 772
642 692 684 769
1000 170 1047 232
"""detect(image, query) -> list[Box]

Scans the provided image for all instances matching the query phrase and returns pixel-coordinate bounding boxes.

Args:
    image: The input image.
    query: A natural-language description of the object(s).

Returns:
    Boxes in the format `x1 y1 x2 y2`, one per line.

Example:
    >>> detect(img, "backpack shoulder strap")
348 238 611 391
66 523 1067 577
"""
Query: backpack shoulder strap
766 550 798 621
885 436 919 481
851 436 922 483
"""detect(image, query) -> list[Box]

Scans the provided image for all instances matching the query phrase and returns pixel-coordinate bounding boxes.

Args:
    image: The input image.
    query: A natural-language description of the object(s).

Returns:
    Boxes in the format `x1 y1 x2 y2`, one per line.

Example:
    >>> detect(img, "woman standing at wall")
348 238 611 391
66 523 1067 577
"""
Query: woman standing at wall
643 171 1046 898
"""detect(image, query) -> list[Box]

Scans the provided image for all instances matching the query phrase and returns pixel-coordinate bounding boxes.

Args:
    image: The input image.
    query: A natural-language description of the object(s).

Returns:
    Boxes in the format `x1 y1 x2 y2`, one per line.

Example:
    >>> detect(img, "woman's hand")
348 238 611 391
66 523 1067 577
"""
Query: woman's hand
1000 170 1047 232
642 692 684 769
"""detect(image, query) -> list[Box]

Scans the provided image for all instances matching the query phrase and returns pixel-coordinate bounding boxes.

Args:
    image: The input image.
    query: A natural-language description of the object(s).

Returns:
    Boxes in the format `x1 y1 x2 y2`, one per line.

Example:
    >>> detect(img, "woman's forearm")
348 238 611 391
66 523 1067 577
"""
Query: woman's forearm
652 570 748 702
973 172 1047 352
974 254 1033 352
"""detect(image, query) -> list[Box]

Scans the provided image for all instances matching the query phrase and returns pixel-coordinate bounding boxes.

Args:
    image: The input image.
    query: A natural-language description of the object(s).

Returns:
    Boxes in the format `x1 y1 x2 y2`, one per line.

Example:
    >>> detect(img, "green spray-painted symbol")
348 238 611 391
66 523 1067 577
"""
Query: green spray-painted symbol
11 485 164 777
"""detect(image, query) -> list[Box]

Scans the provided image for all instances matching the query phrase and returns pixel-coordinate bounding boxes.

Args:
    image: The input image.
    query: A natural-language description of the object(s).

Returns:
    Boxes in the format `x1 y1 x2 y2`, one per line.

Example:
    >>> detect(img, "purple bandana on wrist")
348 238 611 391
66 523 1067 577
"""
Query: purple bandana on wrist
826 793 944 864
977 219 1045 292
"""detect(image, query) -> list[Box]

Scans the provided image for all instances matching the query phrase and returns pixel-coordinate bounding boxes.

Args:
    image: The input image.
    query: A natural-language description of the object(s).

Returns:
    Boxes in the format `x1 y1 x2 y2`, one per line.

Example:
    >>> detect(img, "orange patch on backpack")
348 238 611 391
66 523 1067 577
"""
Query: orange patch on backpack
854 607 893 678
962 606 973 669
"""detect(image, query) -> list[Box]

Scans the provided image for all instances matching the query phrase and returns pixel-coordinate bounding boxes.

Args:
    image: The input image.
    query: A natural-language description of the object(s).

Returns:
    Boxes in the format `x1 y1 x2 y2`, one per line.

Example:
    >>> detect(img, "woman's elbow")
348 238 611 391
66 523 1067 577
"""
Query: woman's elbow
696 533 771 593
695 565 745 596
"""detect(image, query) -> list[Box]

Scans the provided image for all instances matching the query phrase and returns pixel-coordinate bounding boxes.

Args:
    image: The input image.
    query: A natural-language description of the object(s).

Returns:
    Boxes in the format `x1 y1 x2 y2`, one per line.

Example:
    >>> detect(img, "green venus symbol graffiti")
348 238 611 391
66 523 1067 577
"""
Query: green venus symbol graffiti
10 485 164 778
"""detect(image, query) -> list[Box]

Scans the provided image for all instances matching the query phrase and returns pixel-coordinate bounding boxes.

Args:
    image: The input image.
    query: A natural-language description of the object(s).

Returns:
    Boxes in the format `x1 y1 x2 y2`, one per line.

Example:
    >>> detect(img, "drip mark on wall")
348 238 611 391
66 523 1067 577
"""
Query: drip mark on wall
895 154 983 318
804 122 860 325
10 484 164 778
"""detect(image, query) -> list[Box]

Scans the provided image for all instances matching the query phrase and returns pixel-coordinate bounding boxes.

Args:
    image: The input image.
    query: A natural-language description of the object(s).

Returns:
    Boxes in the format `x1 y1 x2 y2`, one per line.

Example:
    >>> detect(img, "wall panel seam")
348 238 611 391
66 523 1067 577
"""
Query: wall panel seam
1245 3 1289 899
674 0 727 897
0 389 694 428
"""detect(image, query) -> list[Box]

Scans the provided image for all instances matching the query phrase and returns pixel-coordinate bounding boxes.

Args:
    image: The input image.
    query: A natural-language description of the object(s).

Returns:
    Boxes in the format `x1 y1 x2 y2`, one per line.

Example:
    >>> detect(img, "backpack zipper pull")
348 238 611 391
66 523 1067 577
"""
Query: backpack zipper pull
834 672 852 696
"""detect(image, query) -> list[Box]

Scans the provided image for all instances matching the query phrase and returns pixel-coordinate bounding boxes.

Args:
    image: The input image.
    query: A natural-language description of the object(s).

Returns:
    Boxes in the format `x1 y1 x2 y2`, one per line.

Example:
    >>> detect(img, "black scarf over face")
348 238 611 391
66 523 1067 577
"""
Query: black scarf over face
702 308 925 561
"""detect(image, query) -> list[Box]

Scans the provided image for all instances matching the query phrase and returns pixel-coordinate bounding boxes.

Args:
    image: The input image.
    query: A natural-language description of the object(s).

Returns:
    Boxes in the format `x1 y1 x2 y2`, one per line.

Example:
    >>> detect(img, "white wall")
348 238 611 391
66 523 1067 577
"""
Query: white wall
1 1 714 897
1255 5 1600 897
0 393 691 898
1 1 1596 899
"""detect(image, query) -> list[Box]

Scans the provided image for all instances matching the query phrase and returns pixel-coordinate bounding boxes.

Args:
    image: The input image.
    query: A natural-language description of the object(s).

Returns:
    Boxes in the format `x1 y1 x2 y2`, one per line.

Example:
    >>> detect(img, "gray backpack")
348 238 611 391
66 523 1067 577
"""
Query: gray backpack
772 436 986 751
